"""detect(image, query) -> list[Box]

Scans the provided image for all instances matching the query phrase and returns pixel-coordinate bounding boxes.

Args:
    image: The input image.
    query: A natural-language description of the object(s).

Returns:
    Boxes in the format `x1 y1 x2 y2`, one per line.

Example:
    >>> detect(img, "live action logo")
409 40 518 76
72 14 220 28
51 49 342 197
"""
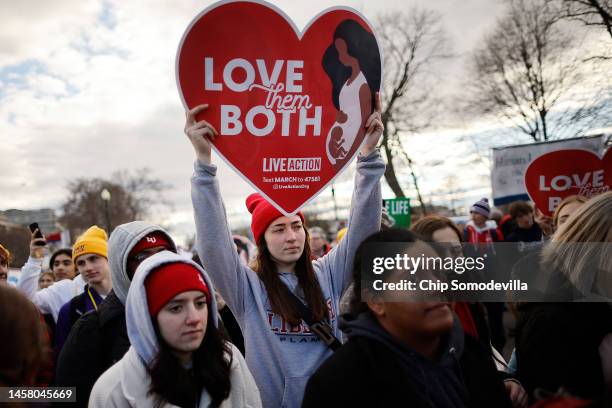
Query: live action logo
263 157 322 172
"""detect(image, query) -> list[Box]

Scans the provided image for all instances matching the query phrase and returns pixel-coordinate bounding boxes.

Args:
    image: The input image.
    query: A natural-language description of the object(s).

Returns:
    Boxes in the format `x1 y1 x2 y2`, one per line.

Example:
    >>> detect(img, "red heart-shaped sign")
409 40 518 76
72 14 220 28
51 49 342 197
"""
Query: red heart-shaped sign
177 1 382 215
524 149 612 216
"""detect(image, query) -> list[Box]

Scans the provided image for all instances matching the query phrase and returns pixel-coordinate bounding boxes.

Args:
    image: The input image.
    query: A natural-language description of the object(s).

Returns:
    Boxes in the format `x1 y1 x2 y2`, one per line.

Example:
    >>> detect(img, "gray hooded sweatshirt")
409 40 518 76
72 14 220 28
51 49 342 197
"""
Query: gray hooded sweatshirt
191 150 385 408
107 221 176 305
89 250 261 407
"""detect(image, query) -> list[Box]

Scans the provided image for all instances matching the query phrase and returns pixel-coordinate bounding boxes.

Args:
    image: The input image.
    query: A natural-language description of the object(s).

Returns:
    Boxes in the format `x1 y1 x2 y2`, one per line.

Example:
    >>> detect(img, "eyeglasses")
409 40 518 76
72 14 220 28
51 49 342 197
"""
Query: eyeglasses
127 246 172 280
128 246 168 266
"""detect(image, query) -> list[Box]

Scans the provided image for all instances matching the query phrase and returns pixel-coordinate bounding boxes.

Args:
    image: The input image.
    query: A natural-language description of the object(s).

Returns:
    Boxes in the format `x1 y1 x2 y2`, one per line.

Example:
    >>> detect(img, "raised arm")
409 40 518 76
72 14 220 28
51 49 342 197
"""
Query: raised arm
18 257 43 300
186 104 251 319
318 93 385 297
31 277 84 322
18 230 47 300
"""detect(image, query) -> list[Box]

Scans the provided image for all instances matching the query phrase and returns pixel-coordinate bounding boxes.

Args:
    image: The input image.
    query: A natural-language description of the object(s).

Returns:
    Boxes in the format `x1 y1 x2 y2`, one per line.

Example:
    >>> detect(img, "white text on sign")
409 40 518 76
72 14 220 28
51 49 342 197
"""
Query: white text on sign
204 58 322 137
539 170 609 211
386 200 410 215
263 158 321 172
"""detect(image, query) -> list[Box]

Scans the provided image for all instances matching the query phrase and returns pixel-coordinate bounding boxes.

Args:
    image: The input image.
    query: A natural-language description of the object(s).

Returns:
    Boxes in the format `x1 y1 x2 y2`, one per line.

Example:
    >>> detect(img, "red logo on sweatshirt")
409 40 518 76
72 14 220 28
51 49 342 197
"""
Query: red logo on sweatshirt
266 297 335 338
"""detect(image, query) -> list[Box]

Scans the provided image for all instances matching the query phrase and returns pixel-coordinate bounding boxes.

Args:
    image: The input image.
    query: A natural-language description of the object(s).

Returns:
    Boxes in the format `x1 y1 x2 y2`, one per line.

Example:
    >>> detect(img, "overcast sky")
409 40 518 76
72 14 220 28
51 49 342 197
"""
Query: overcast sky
0 0 607 244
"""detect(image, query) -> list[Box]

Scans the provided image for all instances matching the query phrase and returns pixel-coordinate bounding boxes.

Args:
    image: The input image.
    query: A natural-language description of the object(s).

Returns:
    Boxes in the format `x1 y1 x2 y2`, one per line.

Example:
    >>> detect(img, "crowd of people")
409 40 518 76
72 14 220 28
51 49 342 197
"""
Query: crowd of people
0 99 610 408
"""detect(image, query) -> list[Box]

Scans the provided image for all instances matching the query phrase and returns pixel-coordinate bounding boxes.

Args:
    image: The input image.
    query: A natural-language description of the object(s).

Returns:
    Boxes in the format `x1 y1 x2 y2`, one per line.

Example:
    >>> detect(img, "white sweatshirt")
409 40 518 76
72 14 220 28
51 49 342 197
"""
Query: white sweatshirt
17 256 85 321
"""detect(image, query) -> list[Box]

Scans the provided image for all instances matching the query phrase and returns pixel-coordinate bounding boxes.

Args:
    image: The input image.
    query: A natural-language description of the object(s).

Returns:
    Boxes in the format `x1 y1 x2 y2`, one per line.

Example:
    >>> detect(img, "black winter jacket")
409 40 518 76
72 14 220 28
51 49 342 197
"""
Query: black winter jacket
302 327 512 407
515 301 612 401
55 290 129 407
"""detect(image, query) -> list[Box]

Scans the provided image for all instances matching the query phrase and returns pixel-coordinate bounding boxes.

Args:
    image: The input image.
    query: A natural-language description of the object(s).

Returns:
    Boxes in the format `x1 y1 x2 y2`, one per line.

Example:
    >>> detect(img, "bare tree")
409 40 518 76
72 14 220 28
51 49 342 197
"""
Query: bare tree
553 0 612 39
375 9 451 210
59 169 171 240
466 0 612 142
440 175 461 216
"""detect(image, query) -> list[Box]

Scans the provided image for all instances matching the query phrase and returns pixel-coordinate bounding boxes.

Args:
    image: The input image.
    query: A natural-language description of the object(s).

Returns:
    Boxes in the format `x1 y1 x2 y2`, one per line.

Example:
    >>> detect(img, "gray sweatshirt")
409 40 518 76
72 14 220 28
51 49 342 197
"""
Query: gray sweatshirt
191 150 384 408
90 250 261 408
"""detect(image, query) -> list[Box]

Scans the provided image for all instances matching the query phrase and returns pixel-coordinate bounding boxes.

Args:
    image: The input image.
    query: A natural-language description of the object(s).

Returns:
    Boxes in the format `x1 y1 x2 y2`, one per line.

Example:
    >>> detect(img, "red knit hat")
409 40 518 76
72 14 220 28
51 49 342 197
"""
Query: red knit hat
245 193 305 243
144 262 210 317
130 231 173 257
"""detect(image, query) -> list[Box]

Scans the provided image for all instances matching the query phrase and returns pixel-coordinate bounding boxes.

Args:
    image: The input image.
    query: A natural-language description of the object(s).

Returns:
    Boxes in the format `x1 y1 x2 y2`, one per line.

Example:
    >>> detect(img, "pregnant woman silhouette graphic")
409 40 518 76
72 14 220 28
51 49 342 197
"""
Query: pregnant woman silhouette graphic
322 19 381 166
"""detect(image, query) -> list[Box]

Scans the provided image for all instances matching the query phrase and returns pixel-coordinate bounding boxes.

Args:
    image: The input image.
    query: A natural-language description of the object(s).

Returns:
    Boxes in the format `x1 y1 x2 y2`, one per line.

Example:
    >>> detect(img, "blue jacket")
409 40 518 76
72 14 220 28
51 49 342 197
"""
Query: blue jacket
54 285 104 357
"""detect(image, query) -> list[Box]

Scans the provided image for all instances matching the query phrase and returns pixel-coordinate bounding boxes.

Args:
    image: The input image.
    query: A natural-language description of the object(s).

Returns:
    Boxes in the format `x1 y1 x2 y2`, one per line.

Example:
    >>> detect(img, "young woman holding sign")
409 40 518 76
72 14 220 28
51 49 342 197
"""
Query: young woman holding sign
184 95 384 408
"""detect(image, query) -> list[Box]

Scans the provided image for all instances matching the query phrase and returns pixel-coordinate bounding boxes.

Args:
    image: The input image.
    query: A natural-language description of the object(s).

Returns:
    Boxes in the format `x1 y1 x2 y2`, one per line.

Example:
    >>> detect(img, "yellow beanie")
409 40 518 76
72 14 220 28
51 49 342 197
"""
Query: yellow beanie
0 243 11 264
335 227 348 243
72 226 108 261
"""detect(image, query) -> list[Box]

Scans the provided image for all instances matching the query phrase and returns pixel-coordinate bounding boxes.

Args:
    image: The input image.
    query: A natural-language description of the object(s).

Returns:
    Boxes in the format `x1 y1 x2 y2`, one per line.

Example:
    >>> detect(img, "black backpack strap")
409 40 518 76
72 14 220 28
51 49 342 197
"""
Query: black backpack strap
282 286 342 351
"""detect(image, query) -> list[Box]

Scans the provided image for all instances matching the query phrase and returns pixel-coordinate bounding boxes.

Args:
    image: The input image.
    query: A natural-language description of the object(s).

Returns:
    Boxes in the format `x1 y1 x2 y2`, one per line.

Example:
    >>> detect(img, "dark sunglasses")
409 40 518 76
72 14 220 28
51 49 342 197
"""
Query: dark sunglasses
128 246 169 265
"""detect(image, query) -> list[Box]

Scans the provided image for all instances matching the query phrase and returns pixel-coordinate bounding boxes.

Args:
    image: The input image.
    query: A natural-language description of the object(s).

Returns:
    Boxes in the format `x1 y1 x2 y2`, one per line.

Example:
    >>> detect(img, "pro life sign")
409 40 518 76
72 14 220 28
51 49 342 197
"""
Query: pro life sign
524 149 611 216
383 198 411 228
176 0 382 215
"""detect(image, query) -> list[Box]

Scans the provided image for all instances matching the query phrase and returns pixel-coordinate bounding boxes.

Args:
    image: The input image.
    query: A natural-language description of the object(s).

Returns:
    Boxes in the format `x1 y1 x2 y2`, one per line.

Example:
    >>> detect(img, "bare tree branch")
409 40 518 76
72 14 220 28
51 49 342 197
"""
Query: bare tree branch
59 169 172 239
375 8 452 202
553 0 612 38
465 0 612 142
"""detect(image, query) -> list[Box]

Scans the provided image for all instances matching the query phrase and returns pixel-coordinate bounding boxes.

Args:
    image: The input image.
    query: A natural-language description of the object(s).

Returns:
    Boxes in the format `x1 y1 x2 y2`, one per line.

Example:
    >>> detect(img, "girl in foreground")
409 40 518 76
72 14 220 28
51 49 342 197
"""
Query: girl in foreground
89 251 261 407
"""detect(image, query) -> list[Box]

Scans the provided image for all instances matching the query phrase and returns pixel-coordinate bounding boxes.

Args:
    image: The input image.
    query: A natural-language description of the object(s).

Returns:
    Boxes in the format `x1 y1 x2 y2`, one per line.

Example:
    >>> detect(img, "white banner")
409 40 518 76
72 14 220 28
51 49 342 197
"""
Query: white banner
491 135 608 206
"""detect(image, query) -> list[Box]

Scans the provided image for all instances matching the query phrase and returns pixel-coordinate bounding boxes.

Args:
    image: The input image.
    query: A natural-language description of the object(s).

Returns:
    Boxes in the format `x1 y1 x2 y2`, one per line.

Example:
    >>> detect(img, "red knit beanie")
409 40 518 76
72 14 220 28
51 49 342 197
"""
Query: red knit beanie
130 231 173 257
144 263 210 317
245 193 305 243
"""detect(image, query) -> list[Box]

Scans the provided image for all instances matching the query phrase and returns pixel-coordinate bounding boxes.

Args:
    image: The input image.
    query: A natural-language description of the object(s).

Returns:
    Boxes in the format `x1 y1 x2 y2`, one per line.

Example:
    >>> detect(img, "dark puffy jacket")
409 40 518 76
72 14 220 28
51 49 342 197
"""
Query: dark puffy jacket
55 291 129 407
302 331 512 408
515 301 612 401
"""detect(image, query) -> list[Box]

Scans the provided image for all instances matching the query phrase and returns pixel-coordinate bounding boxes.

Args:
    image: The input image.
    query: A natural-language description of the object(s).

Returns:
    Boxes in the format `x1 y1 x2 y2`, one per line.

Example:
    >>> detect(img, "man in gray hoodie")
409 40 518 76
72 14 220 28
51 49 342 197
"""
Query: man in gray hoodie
55 221 176 407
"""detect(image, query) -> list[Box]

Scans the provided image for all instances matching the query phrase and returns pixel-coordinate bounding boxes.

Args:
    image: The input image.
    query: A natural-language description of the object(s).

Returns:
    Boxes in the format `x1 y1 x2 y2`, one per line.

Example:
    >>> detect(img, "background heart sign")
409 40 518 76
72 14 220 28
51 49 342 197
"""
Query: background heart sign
524 149 611 216
176 0 382 215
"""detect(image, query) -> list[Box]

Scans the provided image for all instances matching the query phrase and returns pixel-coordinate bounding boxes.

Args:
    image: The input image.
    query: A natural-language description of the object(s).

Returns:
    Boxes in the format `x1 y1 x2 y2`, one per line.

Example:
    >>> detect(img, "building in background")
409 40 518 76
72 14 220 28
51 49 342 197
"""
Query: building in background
1 208 58 234
0 209 71 268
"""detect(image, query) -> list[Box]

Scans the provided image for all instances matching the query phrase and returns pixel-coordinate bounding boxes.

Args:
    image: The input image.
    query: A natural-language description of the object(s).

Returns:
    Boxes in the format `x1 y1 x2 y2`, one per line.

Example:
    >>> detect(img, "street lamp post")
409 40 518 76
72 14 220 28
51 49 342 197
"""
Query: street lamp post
100 188 112 233
331 183 338 222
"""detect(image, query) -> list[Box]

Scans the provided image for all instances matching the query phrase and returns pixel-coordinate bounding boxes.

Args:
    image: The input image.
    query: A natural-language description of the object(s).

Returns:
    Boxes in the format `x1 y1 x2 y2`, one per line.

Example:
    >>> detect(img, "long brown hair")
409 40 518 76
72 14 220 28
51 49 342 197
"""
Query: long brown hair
0 286 47 387
149 320 232 408
411 215 463 242
252 228 327 326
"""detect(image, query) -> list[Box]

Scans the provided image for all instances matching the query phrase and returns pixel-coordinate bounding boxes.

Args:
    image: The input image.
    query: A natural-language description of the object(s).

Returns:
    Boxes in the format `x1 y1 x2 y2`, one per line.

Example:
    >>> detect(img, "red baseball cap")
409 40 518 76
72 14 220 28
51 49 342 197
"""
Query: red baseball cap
130 231 173 258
